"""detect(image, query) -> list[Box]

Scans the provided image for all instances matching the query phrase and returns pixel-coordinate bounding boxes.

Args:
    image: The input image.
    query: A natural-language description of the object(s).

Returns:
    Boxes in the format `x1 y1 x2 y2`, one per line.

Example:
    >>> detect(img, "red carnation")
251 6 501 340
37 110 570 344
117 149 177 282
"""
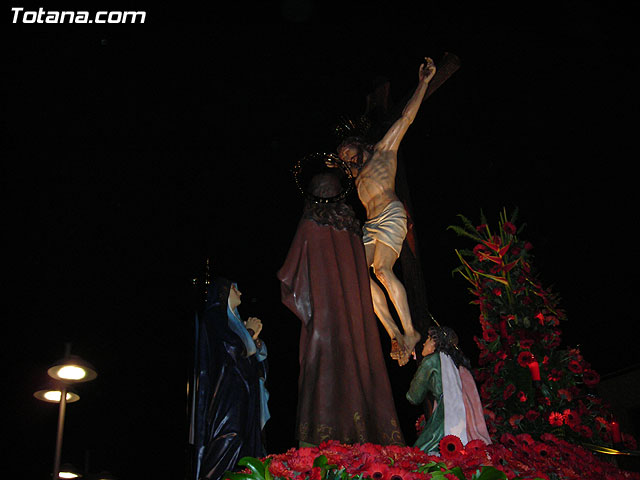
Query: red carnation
567 359 583 374
287 449 317 472
268 459 294 478
438 435 464 460
384 466 413 480
482 328 498 343
509 414 524 428
557 389 573 401
500 433 518 448
549 412 564 427
582 369 600 387
595 416 608 429
525 410 540 422
503 221 517 234
562 409 581 427
533 442 552 459
517 391 527 403
517 350 535 367
540 433 561 445
464 439 487 455
516 433 536 448
473 244 488 261
503 383 516 400
360 460 389 480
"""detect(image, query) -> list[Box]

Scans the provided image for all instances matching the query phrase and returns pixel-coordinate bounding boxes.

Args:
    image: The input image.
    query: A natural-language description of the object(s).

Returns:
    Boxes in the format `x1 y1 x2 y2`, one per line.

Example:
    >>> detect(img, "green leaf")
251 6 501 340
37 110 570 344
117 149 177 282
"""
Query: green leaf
509 207 519 225
238 457 266 480
264 459 273 480
428 472 447 480
223 473 257 480
479 210 488 229
448 224 485 243
458 213 479 233
313 455 329 468
416 461 442 473
538 382 551 398
448 466 466 480
472 466 508 480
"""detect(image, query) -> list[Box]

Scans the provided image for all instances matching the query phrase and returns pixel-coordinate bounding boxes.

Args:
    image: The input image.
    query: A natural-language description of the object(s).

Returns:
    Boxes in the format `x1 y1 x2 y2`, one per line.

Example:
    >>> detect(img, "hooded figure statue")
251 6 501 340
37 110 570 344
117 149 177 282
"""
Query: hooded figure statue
193 276 269 480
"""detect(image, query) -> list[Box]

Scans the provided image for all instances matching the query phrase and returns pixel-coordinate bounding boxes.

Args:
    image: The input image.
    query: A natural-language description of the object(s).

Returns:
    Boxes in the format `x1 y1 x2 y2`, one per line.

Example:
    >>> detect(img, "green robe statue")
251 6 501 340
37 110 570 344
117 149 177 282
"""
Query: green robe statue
406 353 444 453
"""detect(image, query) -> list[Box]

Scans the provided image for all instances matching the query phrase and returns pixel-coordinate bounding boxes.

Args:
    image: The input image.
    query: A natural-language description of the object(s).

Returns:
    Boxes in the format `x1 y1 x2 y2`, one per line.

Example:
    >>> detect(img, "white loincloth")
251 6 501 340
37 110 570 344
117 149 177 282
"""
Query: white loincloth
362 200 407 256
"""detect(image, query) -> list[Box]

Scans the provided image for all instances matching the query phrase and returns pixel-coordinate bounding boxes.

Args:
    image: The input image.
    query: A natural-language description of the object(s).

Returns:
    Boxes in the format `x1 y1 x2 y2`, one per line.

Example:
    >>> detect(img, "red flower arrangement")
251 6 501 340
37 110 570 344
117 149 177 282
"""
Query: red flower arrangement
448 210 634 448
226 434 639 480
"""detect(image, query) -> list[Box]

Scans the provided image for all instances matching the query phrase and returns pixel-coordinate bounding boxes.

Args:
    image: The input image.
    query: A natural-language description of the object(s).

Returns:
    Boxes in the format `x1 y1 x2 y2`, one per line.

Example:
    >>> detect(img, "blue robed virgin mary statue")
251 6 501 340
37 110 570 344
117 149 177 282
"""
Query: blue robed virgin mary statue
192 276 270 480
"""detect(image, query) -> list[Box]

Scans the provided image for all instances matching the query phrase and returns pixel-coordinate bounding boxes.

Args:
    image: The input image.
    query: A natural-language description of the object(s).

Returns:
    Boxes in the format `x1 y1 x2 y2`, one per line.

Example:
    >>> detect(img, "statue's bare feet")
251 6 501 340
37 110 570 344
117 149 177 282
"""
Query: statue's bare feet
397 347 412 366
390 338 405 360
403 330 421 359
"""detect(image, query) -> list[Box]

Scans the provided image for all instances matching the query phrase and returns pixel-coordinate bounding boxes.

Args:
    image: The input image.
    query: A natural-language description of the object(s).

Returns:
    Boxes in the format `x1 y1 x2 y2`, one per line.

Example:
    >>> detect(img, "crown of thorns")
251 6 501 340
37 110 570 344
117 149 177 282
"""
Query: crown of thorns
292 152 354 204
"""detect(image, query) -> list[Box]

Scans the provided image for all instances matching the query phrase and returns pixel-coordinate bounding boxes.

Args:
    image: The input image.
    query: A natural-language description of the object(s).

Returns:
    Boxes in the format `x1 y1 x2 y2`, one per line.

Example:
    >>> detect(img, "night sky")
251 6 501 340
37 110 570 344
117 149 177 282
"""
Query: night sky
5 2 638 478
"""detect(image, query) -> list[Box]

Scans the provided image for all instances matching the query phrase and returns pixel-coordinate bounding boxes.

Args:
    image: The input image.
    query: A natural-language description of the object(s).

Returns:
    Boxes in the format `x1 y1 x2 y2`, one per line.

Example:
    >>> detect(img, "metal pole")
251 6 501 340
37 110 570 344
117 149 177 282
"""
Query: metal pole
52 385 68 480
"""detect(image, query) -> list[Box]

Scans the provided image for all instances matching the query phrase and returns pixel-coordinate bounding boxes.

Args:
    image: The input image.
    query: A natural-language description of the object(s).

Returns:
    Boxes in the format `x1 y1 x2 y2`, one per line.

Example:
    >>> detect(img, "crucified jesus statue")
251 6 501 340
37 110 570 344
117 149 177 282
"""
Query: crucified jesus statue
335 57 436 366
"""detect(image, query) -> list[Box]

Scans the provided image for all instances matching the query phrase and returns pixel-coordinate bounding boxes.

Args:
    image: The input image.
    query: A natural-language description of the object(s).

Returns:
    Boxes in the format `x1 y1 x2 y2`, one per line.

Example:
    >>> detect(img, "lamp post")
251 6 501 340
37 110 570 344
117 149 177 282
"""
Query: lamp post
35 343 97 480
59 463 82 479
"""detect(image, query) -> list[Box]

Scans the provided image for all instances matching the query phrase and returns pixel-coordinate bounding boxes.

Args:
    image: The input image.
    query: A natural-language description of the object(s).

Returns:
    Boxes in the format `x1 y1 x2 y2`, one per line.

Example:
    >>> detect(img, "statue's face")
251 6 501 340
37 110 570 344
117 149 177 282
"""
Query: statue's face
339 144 367 177
422 336 436 357
228 283 242 310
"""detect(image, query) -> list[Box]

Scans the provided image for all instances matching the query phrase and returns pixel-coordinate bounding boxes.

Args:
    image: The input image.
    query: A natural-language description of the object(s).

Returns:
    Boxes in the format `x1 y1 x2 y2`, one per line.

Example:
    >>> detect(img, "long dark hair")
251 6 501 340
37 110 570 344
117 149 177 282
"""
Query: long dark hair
427 325 471 370
302 172 361 235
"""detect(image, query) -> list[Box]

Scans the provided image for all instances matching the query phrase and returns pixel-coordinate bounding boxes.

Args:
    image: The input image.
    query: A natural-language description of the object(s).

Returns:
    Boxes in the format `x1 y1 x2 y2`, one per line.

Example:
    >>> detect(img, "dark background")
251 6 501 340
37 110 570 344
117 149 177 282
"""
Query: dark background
5 1 638 478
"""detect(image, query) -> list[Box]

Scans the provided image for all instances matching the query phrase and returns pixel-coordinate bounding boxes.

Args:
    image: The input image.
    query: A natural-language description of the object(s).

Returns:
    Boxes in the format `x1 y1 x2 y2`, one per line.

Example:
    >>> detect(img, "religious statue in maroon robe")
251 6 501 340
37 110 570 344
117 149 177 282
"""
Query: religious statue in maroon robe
277 172 404 446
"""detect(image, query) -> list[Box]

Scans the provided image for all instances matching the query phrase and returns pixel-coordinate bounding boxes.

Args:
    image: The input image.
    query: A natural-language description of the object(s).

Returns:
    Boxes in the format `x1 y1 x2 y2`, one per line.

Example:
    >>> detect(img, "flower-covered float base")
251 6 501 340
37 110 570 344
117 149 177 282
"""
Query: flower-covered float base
227 435 639 480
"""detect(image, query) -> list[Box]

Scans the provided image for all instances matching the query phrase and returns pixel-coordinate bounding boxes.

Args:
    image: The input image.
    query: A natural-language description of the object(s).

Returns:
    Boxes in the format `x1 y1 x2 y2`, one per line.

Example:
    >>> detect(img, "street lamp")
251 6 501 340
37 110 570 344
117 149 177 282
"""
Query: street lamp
59 463 82 478
34 343 97 480
33 388 80 404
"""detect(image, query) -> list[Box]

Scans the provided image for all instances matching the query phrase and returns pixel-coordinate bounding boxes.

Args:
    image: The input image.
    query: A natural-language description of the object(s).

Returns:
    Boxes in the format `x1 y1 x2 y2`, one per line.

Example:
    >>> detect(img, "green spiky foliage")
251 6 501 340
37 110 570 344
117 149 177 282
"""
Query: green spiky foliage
449 209 627 447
